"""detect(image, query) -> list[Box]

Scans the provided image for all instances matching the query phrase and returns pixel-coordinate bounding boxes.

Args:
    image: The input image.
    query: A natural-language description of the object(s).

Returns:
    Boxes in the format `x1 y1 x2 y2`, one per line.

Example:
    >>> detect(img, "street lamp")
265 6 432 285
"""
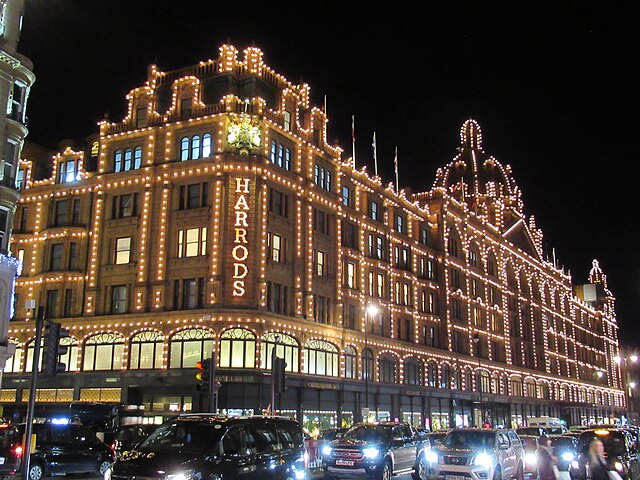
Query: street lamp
363 304 379 420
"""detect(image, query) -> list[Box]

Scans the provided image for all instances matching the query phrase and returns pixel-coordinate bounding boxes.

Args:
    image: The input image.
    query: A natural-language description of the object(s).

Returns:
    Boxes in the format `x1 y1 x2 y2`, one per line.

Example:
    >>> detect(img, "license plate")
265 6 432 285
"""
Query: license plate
0 457 4 465
446 476 465 480
336 459 355 466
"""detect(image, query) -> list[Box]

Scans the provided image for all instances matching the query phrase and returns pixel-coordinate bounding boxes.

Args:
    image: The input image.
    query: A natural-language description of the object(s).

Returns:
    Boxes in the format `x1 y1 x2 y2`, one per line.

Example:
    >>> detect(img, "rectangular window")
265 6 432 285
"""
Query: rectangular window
342 186 351 207
115 237 131 264
369 200 379 221
267 282 287 314
377 273 384 297
314 164 332 191
268 233 284 263
313 209 330 235
50 243 64 271
113 193 138 218
178 227 207 258
315 250 325 276
46 290 59 319
403 283 410 305
284 111 291 131
68 242 78 270
64 289 73 317
182 278 204 309
396 214 405 234
72 199 81 225
314 295 330 324
136 107 148 128
179 183 208 210
54 200 69 226
19 206 28 232
269 188 288 217
346 262 356 288
112 285 128 313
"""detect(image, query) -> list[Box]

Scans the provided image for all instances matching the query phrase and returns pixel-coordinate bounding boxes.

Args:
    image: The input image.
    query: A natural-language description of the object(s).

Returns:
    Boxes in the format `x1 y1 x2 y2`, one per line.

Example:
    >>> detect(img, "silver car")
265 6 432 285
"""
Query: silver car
428 429 525 480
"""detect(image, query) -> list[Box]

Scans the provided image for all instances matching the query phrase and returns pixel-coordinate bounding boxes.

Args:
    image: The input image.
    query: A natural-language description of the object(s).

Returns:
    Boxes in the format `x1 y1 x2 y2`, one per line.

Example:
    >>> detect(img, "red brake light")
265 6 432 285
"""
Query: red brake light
14 445 23 456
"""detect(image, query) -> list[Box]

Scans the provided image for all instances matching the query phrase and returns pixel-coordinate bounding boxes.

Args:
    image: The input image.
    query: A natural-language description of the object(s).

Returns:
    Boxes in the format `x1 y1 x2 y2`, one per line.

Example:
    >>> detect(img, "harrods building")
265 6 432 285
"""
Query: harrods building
0 44 624 431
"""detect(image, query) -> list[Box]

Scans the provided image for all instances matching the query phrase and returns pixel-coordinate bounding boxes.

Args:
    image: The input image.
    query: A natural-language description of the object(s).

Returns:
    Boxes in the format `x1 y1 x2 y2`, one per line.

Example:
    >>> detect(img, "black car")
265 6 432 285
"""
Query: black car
515 427 547 437
0 421 114 480
109 414 305 480
111 424 159 458
548 434 577 471
318 428 349 442
322 422 430 480
569 428 640 480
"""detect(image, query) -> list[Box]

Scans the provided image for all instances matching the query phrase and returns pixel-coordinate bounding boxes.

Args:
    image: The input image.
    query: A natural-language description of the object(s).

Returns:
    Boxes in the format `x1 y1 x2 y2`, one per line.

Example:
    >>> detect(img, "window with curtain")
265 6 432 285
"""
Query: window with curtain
83 333 124 371
344 346 357 379
219 328 256 368
362 348 374 381
59 336 79 371
169 328 214 369
379 354 397 383
129 331 164 369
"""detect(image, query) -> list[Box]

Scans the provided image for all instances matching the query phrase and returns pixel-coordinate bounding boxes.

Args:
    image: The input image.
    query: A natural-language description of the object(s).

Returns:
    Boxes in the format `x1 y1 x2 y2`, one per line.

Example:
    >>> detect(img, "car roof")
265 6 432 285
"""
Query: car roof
168 414 297 423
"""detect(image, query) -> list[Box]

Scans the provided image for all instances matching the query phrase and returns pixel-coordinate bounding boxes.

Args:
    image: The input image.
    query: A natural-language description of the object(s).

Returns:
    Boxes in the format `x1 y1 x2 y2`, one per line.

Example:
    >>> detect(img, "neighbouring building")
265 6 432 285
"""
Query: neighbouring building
1 44 624 431
0 0 34 375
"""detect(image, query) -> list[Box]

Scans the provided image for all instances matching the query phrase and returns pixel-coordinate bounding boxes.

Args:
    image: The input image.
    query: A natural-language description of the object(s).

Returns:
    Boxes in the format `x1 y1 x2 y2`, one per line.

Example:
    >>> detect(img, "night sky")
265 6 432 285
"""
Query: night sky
17 1 640 347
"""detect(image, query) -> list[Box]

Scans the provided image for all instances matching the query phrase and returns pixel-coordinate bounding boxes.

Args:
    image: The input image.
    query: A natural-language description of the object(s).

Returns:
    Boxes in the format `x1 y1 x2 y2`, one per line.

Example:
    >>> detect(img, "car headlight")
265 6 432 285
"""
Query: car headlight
571 460 579 469
525 453 537 466
167 473 191 480
561 452 575 462
472 452 494 468
322 445 332 456
363 447 380 459
425 451 439 464
615 462 624 472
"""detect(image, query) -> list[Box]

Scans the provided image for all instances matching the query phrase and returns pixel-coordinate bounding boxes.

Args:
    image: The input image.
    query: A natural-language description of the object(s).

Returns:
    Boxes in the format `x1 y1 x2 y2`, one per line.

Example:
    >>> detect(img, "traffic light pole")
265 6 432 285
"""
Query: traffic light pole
21 306 44 480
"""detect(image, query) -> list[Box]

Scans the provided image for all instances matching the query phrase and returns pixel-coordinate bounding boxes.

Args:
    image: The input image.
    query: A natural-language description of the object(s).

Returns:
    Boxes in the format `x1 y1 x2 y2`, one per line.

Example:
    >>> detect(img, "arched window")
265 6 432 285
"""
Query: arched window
379 354 397 383
525 379 537 397
220 328 256 368
60 336 80 372
25 339 43 372
134 146 142 169
451 367 461 390
463 367 473 391
169 328 214 369
114 150 123 172
129 331 164 369
270 141 277 163
491 372 500 394
539 382 550 399
181 137 190 161
3 341 21 373
477 370 491 393
261 333 299 372
447 228 461 257
202 133 212 158
426 361 437 387
559 385 569 401
191 135 201 160
344 346 357 379
510 377 523 396
124 148 133 171
468 243 480 268
440 364 451 389
285 148 292 170
362 348 374 381
83 333 124 371
486 251 497 276
404 358 421 385
304 340 339 376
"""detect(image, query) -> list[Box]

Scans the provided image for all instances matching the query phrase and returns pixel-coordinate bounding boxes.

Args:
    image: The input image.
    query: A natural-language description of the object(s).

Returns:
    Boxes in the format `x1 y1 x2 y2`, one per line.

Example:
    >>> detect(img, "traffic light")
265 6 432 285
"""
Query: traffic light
42 321 69 376
195 357 214 393
273 356 287 394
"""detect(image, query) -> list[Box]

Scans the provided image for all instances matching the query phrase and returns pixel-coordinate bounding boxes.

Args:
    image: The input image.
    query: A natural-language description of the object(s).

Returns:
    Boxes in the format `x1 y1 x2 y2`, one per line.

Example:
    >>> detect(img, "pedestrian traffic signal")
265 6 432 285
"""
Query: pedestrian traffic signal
42 321 69 376
195 357 213 393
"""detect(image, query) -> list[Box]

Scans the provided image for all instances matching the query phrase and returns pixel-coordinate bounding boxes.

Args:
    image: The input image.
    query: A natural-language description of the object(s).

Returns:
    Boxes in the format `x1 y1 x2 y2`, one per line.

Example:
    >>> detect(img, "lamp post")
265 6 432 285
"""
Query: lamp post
363 304 378 421
614 353 638 424
473 334 483 426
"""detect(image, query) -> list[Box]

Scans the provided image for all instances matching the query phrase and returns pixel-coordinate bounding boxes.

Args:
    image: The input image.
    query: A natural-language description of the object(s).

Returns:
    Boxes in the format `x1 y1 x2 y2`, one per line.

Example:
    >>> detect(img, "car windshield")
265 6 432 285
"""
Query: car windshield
578 432 627 457
520 437 538 449
137 420 224 454
344 425 392 443
517 428 542 436
550 437 575 449
547 427 565 435
442 431 495 448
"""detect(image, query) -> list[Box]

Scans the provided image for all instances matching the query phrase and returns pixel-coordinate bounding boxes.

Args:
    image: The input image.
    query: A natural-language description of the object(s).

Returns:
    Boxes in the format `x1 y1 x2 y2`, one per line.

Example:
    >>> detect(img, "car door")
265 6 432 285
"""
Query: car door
42 424 76 474
66 425 104 473
245 420 281 477
390 425 410 471
219 425 259 479
507 431 524 470
496 432 514 478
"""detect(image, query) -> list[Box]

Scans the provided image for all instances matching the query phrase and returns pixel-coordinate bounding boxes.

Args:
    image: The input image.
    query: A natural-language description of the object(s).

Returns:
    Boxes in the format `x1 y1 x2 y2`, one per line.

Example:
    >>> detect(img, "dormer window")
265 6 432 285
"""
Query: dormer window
135 107 148 128
114 146 142 172
180 98 192 119
57 160 77 183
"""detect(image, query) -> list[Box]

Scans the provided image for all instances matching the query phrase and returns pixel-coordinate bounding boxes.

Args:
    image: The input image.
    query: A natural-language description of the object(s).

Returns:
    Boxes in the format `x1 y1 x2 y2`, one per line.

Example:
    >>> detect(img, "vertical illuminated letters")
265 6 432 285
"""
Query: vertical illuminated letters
232 178 250 296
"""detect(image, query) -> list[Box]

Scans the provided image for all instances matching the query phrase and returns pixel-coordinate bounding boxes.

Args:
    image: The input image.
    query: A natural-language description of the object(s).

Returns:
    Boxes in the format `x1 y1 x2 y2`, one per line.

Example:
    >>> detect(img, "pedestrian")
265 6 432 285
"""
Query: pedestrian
586 438 609 480
537 435 558 480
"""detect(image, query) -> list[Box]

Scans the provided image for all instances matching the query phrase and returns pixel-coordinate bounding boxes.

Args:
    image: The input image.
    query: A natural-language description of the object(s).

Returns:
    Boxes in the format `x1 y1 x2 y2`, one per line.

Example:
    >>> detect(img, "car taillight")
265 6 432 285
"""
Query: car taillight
14 445 23 456
110 443 116 452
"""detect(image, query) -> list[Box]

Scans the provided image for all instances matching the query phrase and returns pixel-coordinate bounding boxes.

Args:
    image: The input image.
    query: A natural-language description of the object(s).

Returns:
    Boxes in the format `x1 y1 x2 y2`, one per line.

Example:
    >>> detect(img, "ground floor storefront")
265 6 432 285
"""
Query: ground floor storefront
0 369 623 433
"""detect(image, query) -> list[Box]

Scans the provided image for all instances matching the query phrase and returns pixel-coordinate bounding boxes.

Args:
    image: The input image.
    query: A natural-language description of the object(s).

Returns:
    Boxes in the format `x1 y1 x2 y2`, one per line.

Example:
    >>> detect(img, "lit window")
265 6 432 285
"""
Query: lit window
284 111 291 131
178 227 207 258
377 273 384 297
191 135 200 159
111 285 128 313
342 186 351 206
115 237 131 264
346 262 356 288
268 233 283 262
202 133 212 157
316 250 325 276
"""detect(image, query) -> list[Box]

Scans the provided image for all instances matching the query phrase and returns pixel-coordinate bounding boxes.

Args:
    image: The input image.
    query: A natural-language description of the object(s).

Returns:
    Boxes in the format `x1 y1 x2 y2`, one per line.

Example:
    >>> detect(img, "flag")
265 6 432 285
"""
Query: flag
372 132 378 176
394 146 399 192
351 115 356 168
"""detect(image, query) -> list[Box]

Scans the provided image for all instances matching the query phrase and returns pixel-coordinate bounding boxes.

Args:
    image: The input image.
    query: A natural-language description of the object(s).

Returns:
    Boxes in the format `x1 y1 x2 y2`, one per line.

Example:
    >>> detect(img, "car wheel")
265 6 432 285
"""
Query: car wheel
379 460 392 480
97 458 112 477
28 462 45 480
412 454 428 480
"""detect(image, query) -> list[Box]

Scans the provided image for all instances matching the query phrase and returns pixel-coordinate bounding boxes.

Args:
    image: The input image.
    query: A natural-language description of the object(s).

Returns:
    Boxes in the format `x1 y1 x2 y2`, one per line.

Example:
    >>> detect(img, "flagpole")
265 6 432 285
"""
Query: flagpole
372 132 378 177
351 115 356 169
394 146 399 193
323 95 328 140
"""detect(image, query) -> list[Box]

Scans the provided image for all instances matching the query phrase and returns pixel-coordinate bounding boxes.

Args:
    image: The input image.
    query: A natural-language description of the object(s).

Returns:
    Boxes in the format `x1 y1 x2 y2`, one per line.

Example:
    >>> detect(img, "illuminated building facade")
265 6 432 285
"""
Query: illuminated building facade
0 0 34 372
1 44 624 430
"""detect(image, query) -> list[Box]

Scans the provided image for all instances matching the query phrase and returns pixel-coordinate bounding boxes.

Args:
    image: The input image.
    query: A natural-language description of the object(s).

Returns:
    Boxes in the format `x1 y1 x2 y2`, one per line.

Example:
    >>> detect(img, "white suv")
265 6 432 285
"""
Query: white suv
428 429 525 480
